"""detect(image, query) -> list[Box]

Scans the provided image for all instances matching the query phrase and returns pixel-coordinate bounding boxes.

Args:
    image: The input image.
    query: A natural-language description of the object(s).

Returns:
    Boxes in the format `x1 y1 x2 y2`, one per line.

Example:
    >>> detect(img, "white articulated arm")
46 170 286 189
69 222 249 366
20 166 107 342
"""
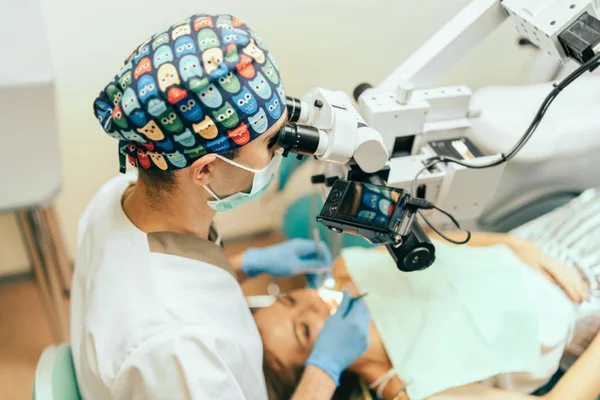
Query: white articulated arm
377 0 507 92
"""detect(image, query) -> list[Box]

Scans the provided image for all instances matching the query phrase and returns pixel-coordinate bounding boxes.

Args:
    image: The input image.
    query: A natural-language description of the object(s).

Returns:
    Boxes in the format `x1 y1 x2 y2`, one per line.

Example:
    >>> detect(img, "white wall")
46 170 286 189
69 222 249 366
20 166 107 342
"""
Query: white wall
0 0 539 275
0 0 53 87
0 0 58 275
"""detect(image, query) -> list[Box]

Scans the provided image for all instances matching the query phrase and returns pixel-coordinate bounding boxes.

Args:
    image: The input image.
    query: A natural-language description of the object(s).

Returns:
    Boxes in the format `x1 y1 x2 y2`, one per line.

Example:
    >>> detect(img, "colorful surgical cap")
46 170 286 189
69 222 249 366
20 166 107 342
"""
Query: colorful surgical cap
93 14 286 172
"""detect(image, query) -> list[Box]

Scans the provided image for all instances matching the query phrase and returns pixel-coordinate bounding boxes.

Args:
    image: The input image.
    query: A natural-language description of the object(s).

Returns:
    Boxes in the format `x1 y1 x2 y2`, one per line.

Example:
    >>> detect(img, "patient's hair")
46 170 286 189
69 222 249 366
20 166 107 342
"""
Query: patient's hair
263 359 360 400
263 360 303 400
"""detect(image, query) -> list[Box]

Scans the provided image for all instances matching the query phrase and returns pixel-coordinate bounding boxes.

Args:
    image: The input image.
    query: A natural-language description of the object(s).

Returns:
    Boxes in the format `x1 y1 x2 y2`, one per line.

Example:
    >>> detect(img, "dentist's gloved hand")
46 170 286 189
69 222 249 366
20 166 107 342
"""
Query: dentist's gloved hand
305 291 371 386
241 239 333 278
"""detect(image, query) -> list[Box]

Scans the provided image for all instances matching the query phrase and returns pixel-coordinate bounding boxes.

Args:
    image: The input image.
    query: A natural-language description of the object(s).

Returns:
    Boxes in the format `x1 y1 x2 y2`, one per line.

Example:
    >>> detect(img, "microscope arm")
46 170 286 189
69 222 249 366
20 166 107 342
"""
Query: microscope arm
377 0 506 92
373 0 600 97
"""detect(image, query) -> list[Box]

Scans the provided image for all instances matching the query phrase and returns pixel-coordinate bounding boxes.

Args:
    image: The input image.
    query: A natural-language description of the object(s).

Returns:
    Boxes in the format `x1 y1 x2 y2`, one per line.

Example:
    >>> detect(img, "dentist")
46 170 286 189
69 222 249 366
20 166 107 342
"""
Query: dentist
73 13 370 399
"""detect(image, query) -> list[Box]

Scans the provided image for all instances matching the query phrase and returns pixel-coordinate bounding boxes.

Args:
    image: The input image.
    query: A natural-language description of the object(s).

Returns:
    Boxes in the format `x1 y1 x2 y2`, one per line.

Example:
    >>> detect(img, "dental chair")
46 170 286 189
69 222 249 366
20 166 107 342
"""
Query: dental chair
32 344 81 400
470 74 600 232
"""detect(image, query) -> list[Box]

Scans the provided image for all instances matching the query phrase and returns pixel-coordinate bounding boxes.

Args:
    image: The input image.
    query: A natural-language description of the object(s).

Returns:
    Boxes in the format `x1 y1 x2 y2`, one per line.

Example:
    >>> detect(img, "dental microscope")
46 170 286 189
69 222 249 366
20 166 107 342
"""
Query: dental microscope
271 0 600 272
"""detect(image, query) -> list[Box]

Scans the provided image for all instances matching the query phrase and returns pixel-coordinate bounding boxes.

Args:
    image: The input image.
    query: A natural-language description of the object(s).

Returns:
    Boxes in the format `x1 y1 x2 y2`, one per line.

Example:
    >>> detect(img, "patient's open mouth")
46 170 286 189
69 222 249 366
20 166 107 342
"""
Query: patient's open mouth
318 289 343 315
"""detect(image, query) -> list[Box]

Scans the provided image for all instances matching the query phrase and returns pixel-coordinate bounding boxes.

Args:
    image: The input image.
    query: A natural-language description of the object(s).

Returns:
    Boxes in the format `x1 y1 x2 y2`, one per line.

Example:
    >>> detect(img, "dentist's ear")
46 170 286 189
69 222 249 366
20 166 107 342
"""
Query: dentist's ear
189 154 218 187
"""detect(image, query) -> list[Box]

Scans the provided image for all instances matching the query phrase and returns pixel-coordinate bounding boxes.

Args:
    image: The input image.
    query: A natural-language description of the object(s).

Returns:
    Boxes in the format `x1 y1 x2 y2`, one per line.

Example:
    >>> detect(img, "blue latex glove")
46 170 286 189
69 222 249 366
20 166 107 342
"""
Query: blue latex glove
241 239 333 278
305 271 332 290
305 291 371 386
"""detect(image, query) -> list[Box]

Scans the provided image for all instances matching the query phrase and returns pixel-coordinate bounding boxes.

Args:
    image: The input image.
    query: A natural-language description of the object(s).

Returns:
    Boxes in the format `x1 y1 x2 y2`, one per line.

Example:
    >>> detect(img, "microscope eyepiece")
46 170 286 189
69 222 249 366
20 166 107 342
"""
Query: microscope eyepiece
353 83 373 102
286 97 304 123
272 124 321 156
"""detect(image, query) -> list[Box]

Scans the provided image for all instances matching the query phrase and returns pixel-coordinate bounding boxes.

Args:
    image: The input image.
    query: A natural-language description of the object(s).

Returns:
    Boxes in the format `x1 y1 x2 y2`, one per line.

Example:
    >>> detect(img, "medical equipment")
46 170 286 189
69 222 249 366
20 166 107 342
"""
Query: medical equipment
317 180 436 271
246 295 276 309
274 89 389 174
271 0 600 271
354 0 600 225
245 287 344 311
318 288 344 315
344 293 369 317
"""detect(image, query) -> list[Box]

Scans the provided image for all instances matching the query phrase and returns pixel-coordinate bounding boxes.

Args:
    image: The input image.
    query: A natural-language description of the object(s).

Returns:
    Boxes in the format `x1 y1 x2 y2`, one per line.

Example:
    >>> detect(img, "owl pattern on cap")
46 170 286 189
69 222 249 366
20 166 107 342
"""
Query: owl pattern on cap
93 14 285 172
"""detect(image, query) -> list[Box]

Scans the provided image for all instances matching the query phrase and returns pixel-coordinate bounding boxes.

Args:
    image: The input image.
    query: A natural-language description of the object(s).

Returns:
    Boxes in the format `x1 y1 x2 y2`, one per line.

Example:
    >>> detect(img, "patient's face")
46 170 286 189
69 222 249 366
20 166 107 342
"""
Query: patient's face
254 289 330 377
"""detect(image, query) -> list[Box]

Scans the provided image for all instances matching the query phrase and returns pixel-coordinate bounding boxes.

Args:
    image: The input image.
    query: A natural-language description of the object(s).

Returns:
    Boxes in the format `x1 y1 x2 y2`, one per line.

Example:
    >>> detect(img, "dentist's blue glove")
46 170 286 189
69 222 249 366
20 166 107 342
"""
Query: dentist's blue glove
241 239 333 278
305 271 333 290
305 291 371 386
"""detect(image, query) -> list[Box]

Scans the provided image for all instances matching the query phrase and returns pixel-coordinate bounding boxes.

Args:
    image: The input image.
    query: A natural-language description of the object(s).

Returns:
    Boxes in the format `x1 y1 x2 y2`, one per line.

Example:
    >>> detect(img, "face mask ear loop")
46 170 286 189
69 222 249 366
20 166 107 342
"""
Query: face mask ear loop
203 185 221 201
215 154 260 173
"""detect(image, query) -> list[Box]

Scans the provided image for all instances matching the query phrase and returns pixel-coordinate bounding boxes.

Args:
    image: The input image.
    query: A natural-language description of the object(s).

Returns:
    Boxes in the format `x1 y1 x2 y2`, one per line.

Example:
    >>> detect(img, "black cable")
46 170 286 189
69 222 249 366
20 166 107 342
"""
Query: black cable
407 52 600 246
409 159 470 244
410 159 440 197
417 208 471 245
423 51 600 171
408 163 471 245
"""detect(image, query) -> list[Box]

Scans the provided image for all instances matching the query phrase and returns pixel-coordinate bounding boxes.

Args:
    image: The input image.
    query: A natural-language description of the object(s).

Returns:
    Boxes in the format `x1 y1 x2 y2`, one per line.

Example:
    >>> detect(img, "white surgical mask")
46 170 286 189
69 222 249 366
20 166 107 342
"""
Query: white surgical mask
204 149 283 212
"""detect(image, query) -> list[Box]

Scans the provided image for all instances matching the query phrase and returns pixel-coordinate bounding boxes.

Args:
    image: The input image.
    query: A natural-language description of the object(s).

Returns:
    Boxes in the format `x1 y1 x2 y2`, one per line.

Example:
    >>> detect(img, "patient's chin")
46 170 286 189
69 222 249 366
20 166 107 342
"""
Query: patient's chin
349 322 391 374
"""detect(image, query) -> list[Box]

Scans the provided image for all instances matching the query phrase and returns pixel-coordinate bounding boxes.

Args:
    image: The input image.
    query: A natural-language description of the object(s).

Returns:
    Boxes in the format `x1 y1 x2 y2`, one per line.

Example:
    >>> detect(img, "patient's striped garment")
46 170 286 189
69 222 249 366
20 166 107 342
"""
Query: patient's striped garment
511 188 600 362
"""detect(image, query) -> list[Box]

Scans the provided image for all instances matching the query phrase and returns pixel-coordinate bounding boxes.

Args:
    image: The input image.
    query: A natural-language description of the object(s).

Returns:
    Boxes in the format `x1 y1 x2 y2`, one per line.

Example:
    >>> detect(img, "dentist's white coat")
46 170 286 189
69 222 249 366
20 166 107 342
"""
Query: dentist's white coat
70 174 267 400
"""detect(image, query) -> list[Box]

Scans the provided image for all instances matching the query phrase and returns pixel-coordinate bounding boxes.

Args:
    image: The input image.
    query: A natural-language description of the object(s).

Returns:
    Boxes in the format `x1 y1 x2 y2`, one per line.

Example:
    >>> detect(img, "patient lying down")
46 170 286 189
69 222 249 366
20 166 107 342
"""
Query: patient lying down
253 232 600 400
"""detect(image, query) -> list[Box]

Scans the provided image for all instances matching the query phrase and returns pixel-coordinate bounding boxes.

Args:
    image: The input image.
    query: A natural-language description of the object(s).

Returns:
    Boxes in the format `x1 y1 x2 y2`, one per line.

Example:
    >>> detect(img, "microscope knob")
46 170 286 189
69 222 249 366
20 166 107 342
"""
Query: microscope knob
329 189 342 202
311 174 326 184
296 154 304 160
353 83 373 102
325 176 339 187
314 100 324 109
403 247 435 272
